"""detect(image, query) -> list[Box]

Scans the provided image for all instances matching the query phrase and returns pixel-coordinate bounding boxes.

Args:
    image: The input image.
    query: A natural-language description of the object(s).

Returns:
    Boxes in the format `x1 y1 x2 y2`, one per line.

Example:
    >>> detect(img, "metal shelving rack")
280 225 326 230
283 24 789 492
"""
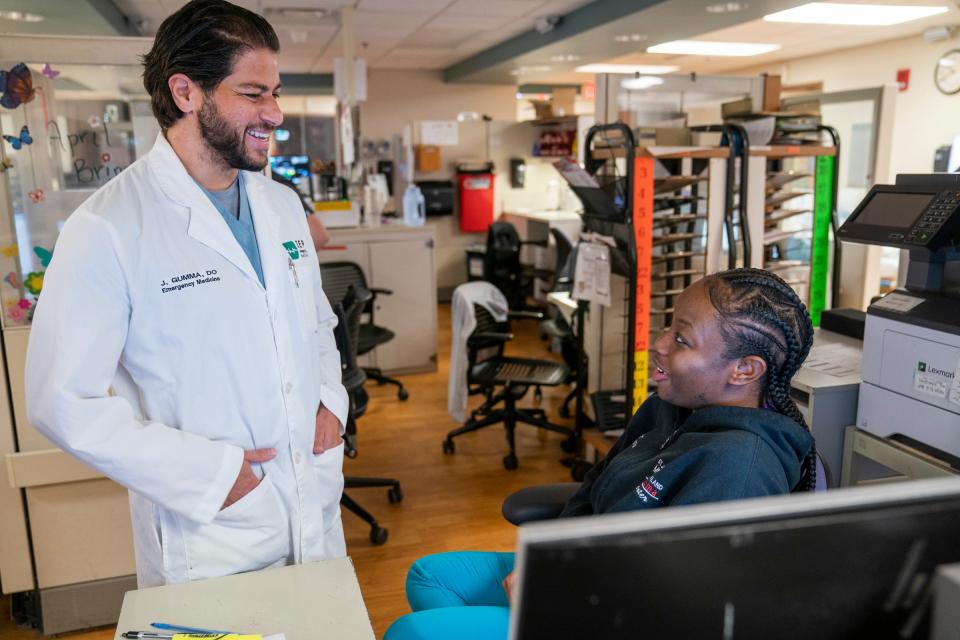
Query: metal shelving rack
573 125 747 433
747 125 841 325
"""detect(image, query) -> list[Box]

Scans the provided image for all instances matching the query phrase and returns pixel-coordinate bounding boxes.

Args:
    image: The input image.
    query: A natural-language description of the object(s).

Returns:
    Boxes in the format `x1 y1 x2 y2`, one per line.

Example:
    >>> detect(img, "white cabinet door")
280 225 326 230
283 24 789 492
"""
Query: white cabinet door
316 243 370 273
368 238 437 373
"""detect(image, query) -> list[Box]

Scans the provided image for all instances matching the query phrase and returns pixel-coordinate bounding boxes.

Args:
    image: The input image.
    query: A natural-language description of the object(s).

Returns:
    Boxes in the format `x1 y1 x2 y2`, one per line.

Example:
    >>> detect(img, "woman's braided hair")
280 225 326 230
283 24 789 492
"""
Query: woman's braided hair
702 268 817 492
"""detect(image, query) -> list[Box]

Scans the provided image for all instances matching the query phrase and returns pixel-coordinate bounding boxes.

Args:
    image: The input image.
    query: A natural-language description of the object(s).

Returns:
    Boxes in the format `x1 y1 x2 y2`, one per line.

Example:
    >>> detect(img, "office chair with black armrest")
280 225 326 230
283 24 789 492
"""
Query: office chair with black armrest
332 286 403 545
500 455 830 525
539 228 581 419
443 297 577 470
483 221 552 312
320 261 409 401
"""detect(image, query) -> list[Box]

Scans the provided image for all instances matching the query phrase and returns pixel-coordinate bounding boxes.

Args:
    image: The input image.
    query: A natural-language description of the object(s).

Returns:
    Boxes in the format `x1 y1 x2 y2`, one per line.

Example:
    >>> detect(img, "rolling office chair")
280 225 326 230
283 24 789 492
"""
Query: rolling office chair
538 228 581 419
332 286 403 545
500 454 829 525
443 287 576 470
320 261 409 401
483 221 551 312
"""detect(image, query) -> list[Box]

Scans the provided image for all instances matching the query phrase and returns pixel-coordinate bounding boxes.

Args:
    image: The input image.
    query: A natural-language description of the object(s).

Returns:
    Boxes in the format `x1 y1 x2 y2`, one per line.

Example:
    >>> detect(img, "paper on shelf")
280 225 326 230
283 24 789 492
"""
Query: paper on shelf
802 342 862 378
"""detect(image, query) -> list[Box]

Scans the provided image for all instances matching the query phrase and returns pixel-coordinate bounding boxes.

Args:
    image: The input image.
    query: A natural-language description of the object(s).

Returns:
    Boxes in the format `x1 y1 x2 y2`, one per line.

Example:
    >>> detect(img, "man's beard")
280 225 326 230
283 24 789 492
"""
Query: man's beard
197 98 268 172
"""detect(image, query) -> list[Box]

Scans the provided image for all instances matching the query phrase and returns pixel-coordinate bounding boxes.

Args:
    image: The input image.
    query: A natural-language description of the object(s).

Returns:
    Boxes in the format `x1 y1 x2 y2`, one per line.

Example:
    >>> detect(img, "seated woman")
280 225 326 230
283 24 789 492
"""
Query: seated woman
385 268 817 640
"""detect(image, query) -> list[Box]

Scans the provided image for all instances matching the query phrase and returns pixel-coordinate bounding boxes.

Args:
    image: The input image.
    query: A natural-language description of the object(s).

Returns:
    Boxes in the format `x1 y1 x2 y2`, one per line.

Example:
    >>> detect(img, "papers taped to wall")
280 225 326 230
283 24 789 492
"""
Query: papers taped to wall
573 240 611 306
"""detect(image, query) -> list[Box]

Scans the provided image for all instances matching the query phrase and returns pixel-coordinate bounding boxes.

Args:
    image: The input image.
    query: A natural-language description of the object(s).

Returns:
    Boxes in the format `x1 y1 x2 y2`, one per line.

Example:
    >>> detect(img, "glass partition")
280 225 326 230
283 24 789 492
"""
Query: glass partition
0 61 156 328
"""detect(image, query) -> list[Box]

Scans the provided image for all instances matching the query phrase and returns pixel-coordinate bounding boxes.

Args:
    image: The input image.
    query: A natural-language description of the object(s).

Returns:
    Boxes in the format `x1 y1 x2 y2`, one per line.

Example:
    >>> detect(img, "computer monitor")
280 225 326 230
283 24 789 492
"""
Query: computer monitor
511 478 960 640
269 155 313 199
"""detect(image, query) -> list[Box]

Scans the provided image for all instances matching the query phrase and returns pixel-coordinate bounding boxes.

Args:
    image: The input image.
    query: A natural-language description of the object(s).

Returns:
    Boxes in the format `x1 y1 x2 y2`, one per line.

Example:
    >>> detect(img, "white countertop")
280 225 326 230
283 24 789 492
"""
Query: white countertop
114 558 375 640
502 209 582 222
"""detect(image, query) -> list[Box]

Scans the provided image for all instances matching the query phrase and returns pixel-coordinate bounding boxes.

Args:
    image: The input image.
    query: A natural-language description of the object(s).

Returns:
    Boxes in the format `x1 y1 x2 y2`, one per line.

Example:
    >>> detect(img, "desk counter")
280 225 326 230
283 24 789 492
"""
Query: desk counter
114 558 375 640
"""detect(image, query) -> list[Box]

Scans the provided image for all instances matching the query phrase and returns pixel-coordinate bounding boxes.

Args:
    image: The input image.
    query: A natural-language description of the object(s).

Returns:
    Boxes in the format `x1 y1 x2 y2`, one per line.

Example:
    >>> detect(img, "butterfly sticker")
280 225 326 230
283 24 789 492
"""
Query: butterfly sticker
3 125 32 151
3 272 18 289
0 158 12 174
41 63 60 80
0 63 36 110
27 189 44 204
0 244 17 258
33 246 53 267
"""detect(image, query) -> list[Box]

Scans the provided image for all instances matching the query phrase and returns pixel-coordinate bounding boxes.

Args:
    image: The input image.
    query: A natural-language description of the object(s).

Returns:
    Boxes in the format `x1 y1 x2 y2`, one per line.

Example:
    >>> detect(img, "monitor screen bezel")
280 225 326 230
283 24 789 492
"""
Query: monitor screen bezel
510 478 960 640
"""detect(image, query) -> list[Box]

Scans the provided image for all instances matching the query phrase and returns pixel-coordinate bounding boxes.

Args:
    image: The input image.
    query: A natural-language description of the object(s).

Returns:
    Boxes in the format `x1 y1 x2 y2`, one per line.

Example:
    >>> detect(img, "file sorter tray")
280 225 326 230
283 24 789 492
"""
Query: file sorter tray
765 208 811 226
653 214 704 226
652 268 702 279
653 233 698 246
591 390 628 432
654 175 708 194
764 228 812 245
766 172 810 192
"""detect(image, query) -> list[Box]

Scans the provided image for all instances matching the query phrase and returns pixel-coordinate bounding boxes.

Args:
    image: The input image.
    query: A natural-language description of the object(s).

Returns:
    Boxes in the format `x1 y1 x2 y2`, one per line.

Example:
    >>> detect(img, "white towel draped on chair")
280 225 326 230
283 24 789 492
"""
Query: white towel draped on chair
448 281 508 422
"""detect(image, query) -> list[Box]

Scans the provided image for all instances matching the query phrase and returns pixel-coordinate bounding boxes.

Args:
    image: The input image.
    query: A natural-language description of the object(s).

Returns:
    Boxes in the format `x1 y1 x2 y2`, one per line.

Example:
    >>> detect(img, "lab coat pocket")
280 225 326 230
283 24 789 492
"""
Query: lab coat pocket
182 475 290 581
304 442 346 560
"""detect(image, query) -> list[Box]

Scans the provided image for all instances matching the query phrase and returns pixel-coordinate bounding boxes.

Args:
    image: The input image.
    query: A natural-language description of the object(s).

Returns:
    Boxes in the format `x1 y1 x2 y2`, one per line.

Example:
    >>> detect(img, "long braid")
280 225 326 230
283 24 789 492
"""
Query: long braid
703 268 817 492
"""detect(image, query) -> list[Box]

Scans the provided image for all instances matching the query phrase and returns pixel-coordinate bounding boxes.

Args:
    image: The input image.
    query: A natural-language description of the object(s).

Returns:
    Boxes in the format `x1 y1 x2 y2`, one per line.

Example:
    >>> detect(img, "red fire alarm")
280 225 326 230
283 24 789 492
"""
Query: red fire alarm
896 68 910 92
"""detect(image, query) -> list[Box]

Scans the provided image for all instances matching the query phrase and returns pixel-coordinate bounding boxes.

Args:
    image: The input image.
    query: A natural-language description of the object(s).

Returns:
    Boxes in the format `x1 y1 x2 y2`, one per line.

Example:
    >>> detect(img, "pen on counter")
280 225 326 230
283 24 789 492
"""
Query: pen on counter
121 633 173 639
151 622 237 634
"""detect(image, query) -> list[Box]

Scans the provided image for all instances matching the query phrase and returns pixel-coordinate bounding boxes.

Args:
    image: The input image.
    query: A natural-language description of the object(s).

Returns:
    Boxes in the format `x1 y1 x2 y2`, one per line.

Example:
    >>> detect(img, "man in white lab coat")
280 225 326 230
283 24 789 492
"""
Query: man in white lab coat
25 0 349 587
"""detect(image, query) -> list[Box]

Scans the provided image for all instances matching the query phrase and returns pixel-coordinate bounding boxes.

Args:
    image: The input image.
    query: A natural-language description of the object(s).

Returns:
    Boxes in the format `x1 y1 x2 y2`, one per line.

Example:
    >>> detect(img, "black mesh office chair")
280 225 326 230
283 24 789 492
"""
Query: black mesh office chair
443 302 576 470
332 286 403 545
538 228 581 418
483 222 551 311
320 261 409 401
500 456 829 525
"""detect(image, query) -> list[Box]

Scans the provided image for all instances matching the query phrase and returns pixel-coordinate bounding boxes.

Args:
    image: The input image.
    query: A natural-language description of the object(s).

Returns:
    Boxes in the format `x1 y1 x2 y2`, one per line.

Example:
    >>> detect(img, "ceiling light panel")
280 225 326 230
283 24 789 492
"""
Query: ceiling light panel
646 40 782 56
764 3 948 26
575 63 679 74
621 76 665 89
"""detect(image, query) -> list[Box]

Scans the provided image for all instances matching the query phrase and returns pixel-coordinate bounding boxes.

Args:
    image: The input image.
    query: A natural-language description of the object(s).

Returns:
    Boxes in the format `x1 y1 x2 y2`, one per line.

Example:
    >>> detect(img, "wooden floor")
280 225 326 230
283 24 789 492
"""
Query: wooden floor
1 303 575 639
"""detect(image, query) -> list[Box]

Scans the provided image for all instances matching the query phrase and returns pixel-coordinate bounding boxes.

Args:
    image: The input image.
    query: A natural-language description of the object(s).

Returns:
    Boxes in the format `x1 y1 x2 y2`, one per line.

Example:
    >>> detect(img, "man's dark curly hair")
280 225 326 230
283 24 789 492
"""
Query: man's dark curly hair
142 0 279 130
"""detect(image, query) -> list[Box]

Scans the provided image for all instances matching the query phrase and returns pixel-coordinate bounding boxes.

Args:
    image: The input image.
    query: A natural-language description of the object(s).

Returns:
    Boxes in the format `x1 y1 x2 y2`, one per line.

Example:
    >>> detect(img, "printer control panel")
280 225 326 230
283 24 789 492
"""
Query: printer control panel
905 190 960 244
838 183 960 250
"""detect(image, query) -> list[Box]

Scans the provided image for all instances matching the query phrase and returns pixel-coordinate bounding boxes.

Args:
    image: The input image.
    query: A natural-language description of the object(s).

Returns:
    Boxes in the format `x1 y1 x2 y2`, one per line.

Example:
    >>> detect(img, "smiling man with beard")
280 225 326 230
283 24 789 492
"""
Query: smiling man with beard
25 0 349 587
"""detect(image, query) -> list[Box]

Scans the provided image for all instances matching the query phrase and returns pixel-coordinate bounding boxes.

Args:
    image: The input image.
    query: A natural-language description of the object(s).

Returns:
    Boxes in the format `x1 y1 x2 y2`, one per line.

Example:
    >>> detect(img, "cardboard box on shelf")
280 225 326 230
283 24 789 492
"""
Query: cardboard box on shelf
552 87 577 116
635 127 693 146
416 145 441 172
762 74 781 112
721 97 754 119
530 100 555 120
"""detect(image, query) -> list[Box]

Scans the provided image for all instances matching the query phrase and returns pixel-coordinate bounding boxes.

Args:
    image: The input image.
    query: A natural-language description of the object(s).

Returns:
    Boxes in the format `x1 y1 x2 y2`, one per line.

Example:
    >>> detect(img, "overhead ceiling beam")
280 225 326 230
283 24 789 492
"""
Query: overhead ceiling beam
85 0 141 37
0 33 152 65
280 73 335 95
443 0 665 83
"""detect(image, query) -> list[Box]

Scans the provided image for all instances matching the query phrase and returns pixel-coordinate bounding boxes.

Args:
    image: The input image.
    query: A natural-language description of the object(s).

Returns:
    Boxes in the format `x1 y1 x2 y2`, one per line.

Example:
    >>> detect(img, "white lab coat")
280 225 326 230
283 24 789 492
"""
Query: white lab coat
25 133 350 587
447 281 508 423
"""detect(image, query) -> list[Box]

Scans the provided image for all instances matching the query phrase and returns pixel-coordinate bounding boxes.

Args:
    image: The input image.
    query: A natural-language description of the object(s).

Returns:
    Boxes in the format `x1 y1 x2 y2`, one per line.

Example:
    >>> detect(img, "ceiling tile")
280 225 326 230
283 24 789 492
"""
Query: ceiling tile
260 0 353 8
391 47 458 58
406 26 481 47
374 57 452 69
445 0 548 17
355 10 434 29
538 0 593 14
358 0 454 10
427 14 514 30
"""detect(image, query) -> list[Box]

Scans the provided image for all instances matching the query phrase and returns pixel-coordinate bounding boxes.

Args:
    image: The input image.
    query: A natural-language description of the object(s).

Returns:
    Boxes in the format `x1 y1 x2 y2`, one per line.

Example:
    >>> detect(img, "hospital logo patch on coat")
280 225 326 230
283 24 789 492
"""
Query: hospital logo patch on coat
283 239 308 260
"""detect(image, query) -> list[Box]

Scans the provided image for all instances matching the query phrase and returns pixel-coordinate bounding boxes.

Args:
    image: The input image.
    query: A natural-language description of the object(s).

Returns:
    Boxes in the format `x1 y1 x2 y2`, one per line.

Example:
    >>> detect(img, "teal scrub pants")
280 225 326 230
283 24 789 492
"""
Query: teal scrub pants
384 551 515 640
